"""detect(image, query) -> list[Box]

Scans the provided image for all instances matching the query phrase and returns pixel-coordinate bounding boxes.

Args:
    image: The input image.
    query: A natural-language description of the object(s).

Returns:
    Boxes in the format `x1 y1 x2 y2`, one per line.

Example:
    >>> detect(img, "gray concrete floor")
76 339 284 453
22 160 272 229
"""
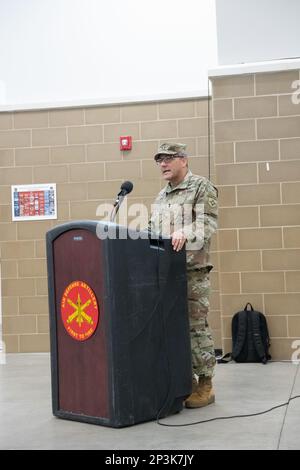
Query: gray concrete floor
0 353 300 450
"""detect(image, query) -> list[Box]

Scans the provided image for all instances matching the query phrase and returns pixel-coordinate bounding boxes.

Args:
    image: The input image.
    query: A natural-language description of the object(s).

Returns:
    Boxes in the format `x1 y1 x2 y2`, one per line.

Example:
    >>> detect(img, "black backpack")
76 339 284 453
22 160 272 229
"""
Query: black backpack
231 303 271 364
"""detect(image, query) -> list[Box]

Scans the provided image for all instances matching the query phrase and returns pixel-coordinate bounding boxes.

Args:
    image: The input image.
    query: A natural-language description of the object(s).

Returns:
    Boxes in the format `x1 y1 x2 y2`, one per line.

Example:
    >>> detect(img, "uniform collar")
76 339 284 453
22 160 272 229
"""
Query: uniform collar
165 170 193 194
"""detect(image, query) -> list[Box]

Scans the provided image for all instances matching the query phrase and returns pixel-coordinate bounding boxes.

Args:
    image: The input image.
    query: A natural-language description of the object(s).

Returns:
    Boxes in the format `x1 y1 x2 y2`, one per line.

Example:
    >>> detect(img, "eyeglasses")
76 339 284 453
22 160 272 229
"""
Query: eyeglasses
155 155 178 164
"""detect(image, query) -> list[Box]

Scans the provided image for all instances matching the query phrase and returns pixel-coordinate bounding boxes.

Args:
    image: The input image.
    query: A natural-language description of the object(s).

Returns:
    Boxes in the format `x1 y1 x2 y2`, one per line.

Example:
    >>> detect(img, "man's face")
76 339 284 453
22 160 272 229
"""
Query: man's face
156 155 188 185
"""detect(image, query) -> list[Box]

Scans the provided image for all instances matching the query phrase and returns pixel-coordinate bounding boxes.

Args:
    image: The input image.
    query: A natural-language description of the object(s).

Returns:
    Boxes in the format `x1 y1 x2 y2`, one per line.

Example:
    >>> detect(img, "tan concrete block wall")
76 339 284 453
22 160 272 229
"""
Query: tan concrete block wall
0 98 222 352
212 68 300 359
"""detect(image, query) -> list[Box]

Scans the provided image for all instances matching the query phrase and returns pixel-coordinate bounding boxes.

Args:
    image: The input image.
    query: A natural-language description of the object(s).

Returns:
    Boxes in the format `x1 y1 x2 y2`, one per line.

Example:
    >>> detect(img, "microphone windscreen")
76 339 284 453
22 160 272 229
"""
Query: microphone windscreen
120 181 133 195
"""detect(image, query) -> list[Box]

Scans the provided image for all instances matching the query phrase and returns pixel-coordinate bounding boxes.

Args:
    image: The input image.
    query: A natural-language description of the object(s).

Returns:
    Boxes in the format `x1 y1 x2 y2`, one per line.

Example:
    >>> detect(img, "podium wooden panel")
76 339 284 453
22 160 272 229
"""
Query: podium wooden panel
46 221 192 427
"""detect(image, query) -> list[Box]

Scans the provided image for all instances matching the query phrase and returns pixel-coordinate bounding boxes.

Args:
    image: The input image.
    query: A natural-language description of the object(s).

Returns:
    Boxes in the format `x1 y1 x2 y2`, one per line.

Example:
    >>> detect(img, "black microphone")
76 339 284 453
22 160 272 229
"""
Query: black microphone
111 181 134 220
117 181 133 197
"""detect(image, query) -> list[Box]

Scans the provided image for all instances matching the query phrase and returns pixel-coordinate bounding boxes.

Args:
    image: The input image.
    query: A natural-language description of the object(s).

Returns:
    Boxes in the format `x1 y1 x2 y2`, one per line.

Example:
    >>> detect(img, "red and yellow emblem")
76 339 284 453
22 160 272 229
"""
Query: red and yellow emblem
61 281 99 341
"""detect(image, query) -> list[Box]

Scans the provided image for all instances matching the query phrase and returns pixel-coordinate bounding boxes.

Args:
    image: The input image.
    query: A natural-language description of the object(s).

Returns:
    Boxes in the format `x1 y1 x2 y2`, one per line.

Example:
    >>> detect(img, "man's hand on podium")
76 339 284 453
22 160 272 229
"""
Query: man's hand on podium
171 230 187 252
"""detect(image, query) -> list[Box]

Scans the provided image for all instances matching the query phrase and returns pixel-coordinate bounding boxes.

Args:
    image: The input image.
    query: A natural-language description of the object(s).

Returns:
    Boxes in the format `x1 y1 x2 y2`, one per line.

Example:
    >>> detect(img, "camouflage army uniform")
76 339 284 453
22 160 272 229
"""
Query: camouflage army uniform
150 170 218 378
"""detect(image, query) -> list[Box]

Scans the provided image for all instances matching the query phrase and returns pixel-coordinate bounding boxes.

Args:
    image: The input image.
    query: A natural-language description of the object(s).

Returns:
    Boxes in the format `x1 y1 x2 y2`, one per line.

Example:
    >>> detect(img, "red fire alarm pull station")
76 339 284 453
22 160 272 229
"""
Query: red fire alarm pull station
120 136 132 151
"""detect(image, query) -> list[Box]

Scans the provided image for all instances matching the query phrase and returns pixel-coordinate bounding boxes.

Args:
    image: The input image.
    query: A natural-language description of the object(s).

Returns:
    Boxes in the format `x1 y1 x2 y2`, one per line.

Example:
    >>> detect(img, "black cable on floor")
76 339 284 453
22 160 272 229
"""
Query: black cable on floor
157 394 300 427
158 360 300 427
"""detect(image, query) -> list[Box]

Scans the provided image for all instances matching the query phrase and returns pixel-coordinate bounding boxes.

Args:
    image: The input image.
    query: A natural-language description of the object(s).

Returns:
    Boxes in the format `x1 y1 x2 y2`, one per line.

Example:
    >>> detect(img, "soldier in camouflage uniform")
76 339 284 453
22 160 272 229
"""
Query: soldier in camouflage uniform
149 142 218 408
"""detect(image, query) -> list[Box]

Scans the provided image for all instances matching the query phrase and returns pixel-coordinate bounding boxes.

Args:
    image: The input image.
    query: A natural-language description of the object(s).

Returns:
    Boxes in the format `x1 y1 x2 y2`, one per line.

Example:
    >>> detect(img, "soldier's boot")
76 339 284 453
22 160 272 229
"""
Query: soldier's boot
185 376 215 408
191 375 198 392
183 376 197 403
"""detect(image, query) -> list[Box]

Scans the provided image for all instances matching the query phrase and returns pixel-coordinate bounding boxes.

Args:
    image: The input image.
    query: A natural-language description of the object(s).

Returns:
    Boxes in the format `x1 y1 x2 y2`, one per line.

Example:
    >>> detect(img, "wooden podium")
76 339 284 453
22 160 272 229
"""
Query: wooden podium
46 221 192 427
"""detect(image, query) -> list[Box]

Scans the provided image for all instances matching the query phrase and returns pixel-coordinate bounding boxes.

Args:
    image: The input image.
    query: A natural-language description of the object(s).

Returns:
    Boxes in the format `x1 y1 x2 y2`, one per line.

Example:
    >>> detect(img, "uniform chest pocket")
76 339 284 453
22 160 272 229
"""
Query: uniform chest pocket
169 189 195 206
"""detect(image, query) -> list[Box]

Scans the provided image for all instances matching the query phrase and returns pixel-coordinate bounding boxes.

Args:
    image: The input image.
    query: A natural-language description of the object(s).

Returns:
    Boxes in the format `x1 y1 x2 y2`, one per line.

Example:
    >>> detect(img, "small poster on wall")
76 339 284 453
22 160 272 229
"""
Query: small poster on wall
11 183 57 221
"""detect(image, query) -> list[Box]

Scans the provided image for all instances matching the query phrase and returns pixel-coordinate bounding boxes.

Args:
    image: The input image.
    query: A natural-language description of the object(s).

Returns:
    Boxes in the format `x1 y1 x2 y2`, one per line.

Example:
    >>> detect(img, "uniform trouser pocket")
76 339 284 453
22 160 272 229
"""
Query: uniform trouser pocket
187 269 216 377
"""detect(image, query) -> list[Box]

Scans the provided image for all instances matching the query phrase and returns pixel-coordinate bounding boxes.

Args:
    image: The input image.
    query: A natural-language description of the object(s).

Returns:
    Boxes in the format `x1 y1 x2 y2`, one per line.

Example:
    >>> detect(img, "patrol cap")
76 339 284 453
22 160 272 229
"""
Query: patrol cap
154 142 187 161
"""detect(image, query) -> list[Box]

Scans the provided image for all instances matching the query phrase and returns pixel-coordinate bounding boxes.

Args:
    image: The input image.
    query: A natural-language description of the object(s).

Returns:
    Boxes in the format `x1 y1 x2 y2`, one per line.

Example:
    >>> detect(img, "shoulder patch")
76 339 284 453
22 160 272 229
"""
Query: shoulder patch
208 197 217 208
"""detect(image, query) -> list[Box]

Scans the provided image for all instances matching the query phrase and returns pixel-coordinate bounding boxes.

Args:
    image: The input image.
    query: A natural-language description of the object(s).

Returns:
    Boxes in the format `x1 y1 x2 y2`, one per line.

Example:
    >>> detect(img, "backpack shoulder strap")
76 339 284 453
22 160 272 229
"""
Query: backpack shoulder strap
259 313 272 360
251 312 268 364
232 310 247 359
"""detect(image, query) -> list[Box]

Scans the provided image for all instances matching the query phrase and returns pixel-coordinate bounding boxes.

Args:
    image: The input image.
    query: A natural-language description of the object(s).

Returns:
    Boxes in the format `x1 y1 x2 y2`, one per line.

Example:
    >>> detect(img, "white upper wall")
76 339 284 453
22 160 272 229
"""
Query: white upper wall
216 0 300 66
0 0 218 110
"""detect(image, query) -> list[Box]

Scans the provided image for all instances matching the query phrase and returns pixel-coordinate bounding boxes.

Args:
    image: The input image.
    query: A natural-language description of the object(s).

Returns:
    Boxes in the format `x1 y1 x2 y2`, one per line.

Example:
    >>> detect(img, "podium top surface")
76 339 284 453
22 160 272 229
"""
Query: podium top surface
46 220 167 244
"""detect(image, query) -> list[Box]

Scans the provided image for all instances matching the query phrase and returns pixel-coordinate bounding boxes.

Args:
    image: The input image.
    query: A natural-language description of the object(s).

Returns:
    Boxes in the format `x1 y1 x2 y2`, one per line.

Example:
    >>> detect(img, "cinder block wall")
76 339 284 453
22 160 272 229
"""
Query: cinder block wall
211 69 300 360
0 99 222 352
